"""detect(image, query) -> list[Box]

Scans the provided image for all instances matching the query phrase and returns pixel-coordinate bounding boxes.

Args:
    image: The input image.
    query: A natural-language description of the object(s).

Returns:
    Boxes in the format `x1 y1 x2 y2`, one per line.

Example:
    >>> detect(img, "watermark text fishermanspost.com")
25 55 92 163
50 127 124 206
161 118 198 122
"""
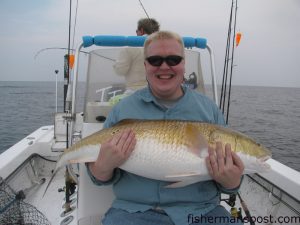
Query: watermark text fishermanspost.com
187 213 300 224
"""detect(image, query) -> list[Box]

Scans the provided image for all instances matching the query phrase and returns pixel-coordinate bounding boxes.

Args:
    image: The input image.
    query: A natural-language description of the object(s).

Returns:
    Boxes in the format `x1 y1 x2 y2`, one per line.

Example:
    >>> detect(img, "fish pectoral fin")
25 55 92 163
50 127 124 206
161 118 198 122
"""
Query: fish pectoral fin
65 145 100 165
68 157 97 164
165 172 201 178
184 124 208 157
164 178 201 188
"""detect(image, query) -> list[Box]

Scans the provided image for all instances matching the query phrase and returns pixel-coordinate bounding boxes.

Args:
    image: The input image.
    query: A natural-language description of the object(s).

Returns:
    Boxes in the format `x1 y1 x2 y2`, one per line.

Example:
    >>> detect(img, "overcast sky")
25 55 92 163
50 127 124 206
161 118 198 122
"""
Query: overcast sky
0 0 299 87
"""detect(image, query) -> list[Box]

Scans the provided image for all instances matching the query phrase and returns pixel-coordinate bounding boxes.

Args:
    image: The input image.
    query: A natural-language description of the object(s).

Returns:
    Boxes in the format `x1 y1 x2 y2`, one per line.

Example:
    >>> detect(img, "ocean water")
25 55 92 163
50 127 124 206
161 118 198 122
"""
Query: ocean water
0 81 299 172
0 81 85 152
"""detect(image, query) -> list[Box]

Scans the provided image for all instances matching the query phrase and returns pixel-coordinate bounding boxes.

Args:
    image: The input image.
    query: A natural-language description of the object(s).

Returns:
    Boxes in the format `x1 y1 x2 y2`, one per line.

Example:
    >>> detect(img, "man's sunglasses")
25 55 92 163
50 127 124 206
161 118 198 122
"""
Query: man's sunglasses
145 55 183 67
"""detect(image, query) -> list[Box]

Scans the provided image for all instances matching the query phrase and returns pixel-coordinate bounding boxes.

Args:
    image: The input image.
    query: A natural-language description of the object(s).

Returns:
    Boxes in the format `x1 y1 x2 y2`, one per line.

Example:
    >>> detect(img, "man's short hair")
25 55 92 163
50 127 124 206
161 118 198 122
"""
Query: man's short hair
144 30 184 57
137 18 160 35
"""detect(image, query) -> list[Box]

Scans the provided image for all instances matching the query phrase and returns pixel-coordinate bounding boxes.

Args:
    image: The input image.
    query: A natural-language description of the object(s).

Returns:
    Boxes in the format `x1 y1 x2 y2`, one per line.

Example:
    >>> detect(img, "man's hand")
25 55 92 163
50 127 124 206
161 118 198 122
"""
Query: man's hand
88 129 136 182
206 142 244 189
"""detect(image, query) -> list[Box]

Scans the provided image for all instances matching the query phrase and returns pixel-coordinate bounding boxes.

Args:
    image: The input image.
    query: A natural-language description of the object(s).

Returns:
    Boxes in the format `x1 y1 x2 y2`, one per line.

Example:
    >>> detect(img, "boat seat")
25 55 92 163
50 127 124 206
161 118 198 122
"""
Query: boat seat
85 102 112 123
77 123 114 225
77 164 114 225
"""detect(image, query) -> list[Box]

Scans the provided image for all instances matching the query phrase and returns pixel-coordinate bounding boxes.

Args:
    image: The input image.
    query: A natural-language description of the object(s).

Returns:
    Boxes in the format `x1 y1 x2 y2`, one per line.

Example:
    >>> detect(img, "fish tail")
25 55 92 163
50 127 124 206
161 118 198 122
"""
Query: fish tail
43 144 100 197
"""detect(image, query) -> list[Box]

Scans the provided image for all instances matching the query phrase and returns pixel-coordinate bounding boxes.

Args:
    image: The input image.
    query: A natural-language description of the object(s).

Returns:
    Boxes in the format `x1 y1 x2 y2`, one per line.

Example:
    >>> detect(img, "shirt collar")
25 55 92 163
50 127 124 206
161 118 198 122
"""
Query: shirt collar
138 85 189 103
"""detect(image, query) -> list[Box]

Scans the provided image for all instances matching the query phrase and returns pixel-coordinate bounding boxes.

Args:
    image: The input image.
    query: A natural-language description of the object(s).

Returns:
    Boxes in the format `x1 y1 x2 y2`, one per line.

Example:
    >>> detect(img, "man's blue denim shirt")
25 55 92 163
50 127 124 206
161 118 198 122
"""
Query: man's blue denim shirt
87 86 240 225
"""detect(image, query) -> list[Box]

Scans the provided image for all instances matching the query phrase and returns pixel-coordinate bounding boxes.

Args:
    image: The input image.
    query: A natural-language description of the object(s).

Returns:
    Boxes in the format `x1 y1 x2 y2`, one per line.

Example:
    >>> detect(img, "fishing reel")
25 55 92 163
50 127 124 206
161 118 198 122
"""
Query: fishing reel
221 193 237 207
221 194 243 220
221 193 255 224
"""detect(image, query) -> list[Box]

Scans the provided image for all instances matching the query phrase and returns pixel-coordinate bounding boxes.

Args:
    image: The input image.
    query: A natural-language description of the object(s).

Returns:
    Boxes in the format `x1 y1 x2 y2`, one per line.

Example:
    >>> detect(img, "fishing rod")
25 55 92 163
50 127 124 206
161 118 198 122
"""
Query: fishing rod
220 0 234 115
226 0 238 124
34 47 116 62
34 47 84 59
237 192 255 225
65 0 72 113
220 0 238 124
138 0 159 34
63 0 73 215
138 0 150 19
71 0 79 51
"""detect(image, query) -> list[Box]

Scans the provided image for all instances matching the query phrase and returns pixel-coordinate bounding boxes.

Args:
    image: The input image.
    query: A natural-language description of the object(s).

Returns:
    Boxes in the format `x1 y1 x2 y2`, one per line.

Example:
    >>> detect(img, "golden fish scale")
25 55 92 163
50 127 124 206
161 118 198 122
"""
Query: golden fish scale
67 120 271 158
136 121 188 146
196 123 271 158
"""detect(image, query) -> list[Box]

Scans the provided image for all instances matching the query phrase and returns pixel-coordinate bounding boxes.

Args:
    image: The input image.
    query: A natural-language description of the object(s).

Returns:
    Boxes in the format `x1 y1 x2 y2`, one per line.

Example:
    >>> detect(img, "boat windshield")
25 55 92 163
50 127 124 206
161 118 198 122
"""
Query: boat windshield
83 47 205 123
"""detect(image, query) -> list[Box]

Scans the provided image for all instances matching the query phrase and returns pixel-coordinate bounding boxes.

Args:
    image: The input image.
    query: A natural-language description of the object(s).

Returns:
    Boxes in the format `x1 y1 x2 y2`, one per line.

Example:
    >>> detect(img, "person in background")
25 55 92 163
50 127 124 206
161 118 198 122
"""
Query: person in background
113 18 160 90
135 18 160 36
88 30 244 225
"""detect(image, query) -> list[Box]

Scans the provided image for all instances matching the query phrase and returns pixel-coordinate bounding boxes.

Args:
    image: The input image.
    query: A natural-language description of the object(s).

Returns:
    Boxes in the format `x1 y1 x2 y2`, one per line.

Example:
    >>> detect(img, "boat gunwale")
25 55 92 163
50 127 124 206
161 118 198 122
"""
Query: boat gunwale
3 153 57 185
246 173 300 214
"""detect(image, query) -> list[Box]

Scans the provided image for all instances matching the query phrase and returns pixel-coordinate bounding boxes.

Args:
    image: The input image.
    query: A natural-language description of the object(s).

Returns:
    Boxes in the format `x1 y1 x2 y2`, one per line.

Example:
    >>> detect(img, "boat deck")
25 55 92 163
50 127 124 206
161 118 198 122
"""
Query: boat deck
2 159 77 225
29 169 75 225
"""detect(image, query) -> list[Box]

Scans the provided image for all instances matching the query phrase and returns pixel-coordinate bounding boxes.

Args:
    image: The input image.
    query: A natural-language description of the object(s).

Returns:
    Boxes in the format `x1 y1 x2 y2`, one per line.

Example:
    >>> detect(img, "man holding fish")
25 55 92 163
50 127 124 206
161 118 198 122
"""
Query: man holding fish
87 31 244 225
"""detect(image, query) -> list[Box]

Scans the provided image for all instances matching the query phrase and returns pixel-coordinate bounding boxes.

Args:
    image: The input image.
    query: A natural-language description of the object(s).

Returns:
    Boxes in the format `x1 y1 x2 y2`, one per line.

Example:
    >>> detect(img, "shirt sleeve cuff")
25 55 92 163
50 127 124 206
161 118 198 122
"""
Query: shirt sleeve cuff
85 163 121 186
217 175 244 194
